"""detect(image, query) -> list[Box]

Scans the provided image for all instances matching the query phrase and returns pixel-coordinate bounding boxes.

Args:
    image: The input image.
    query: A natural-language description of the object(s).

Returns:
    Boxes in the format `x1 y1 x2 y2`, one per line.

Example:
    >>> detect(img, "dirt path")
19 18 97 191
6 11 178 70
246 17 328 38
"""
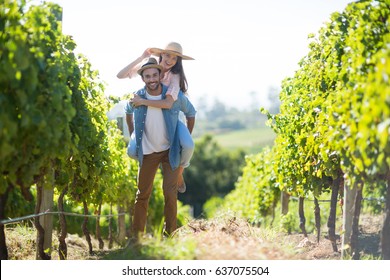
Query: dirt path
5 214 384 260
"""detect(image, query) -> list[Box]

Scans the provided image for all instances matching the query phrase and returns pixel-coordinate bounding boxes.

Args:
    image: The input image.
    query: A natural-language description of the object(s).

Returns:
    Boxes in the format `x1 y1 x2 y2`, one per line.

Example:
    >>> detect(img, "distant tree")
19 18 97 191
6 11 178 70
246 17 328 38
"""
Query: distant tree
248 91 260 112
218 119 245 130
195 96 208 120
179 135 246 217
205 99 227 120
267 86 281 114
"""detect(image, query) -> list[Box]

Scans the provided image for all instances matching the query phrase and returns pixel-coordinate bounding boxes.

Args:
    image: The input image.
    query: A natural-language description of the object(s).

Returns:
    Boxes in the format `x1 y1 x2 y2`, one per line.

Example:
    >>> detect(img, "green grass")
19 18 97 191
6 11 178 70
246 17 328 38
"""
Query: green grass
209 127 276 154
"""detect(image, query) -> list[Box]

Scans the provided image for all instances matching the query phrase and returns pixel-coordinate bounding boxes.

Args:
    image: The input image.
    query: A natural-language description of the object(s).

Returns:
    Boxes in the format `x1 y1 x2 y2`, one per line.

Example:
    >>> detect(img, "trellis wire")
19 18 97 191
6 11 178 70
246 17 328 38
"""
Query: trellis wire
289 196 385 203
0 210 127 226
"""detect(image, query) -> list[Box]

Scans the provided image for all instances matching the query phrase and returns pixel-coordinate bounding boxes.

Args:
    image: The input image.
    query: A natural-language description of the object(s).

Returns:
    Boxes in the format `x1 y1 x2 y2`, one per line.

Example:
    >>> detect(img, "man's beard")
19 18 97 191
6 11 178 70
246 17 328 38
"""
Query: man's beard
146 82 160 92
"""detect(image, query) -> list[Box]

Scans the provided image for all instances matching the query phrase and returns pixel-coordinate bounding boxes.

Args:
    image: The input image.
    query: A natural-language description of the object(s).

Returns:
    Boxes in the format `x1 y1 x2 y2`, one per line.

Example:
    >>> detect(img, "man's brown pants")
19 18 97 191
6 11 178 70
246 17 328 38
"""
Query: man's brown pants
132 150 180 236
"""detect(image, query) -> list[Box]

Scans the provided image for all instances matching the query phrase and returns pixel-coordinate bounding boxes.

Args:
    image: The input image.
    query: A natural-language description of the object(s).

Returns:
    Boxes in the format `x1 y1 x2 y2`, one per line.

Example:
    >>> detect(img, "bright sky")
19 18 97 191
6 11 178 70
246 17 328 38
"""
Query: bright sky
36 0 353 109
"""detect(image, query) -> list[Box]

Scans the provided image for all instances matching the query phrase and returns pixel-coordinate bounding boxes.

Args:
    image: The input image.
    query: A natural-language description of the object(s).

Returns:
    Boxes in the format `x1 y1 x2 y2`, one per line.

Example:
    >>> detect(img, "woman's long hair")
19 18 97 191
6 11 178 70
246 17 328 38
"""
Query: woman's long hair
159 55 188 93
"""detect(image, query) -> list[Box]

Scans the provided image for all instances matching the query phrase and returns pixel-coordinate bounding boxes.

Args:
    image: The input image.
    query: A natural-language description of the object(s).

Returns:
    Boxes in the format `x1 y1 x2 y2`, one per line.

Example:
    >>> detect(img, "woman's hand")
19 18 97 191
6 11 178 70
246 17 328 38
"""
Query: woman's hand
131 95 144 107
141 48 152 59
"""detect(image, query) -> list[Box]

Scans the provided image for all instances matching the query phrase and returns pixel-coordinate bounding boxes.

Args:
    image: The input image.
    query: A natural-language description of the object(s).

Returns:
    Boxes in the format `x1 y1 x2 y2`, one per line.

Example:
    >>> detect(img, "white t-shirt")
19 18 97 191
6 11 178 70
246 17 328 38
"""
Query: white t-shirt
142 92 170 155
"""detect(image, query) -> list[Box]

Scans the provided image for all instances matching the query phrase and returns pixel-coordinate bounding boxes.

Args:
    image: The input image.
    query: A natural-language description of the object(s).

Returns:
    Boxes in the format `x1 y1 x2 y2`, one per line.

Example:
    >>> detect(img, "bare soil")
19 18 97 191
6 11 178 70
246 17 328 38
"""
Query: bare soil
4 213 384 260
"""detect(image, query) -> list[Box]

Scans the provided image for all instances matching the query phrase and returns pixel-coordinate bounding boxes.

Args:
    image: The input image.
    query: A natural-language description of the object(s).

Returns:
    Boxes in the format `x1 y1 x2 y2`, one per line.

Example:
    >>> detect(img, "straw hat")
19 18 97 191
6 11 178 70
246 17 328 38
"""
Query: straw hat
137 57 163 75
149 42 194 60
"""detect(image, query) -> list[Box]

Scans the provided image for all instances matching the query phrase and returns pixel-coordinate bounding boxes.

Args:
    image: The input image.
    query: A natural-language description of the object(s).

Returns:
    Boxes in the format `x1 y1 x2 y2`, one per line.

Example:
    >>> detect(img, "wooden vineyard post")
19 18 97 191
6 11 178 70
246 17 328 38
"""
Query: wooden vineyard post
341 182 357 258
382 171 390 260
39 187 54 259
117 204 126 245
281 191 290 215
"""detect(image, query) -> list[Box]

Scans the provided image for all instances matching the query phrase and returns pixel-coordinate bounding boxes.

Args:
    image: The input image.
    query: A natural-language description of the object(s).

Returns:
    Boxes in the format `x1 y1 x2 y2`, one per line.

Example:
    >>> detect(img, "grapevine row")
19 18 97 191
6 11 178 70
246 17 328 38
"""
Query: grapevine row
222 0 390 259
0 0 174 260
